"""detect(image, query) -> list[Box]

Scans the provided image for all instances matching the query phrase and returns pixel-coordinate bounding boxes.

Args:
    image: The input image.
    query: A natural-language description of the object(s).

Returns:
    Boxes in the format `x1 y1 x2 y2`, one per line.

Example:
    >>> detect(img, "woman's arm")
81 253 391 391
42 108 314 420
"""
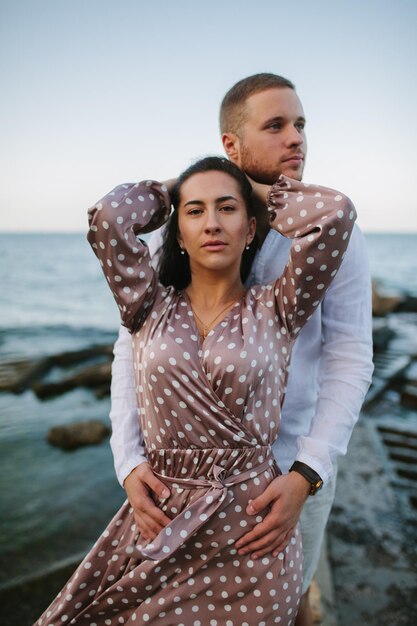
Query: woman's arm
87 180 171 331
251 176 357 339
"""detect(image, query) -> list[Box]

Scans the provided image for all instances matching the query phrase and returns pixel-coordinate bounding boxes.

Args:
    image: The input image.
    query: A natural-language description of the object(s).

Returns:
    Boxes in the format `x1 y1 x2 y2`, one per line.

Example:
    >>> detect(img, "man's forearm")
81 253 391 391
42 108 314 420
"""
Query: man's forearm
296 346 373 481
293 225 374 482
109 224 166 486
110 325 147 486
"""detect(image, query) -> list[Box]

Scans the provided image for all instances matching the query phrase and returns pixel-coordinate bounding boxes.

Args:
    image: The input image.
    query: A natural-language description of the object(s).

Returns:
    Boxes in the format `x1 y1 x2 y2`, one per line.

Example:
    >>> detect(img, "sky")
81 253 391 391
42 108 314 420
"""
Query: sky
0 0 416 233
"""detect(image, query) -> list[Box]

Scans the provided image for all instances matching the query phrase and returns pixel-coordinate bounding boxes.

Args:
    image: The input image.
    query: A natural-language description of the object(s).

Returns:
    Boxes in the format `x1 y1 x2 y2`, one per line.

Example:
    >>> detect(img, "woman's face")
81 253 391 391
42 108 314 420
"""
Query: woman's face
177 171 256 277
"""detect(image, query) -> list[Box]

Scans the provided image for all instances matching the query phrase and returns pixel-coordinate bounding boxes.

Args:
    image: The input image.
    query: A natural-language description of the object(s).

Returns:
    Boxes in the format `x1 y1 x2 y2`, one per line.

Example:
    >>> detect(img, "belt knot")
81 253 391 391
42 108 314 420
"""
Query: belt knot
134 451 274 562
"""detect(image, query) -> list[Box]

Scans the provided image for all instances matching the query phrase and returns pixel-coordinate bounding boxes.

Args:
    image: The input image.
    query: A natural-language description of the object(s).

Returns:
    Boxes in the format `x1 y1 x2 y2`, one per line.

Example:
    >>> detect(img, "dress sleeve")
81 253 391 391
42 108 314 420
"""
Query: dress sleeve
264 175 357 339
87 180 171 331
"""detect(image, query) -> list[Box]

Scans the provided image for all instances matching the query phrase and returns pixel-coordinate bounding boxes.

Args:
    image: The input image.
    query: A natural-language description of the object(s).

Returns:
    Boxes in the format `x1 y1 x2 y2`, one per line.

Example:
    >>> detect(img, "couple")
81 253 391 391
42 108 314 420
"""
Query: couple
36 73 373 626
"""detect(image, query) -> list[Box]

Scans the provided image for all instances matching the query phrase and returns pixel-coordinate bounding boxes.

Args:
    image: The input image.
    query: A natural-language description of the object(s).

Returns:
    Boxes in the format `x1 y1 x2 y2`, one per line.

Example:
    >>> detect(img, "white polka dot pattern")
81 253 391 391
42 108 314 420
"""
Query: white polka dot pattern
36 176 355 625
87 180 172 329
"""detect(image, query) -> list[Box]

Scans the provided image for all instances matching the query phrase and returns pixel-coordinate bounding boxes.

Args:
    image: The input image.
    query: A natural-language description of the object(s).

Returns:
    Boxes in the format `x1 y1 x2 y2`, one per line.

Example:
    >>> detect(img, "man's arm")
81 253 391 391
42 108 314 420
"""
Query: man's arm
109 223 167 485
295 224 374 480
109 227 171 540
109 325 147 486
236 225 373 558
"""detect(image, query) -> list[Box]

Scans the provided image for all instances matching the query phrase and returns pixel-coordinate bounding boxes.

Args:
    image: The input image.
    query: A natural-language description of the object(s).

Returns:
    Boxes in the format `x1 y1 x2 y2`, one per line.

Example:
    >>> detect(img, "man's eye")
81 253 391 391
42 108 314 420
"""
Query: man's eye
295 122 305 131
268 123 282 131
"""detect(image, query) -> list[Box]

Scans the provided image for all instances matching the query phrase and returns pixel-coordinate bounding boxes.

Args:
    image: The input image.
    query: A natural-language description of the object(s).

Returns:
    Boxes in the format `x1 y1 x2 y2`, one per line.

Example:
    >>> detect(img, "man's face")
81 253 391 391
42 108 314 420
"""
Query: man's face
228 87 307 184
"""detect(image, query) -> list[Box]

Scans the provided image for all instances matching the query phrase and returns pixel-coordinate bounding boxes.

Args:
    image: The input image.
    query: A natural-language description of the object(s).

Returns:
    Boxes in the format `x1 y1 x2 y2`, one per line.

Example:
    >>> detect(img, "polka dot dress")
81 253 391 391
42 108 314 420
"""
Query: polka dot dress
36 176 355 625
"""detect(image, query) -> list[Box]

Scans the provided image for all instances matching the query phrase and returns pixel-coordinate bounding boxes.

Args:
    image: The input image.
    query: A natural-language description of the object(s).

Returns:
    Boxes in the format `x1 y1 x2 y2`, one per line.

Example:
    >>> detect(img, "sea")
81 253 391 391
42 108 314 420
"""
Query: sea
0 233 416 604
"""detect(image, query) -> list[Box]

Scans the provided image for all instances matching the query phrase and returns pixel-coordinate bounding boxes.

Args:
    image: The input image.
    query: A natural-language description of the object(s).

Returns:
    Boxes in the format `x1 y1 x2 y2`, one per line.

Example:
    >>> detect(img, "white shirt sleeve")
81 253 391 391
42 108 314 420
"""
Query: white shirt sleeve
109 227 165 486
109 325 147 486
295 224 374 482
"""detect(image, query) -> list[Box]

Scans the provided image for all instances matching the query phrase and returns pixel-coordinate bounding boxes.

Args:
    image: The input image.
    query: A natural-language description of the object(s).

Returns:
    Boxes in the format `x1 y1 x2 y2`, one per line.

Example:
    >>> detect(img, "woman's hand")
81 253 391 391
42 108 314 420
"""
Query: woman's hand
245 174 271 205
161 177 177 194
124 462 171 541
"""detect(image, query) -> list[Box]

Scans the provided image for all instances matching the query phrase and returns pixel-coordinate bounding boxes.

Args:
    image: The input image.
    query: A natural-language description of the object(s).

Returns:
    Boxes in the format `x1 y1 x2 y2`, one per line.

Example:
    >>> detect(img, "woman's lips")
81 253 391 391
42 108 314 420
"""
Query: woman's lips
201 241 227 251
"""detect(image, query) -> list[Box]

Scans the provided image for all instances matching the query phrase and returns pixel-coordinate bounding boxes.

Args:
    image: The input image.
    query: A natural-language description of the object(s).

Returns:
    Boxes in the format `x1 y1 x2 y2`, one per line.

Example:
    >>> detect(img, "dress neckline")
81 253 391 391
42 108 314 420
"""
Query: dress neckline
181 290 245 346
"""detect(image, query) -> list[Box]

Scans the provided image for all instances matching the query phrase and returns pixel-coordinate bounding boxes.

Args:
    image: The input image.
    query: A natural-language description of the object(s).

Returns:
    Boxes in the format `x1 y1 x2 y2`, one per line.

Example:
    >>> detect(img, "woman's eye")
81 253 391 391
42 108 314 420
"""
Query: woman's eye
220 205 235 212
188 208 202 215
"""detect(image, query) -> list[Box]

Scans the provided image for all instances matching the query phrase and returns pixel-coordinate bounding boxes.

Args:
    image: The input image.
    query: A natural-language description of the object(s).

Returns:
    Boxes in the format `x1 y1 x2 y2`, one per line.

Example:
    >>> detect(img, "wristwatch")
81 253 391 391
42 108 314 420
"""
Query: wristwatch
289 461 323 496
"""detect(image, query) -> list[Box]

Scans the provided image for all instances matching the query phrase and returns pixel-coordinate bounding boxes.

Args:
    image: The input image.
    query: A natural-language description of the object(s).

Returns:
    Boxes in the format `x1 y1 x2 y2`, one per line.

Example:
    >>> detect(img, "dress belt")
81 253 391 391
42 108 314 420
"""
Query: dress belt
135 452 274 562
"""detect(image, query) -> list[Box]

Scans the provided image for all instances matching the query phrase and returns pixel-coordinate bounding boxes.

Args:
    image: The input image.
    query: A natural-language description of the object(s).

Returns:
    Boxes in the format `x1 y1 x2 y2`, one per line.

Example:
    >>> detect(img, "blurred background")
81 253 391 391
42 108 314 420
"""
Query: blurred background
1 1 416 624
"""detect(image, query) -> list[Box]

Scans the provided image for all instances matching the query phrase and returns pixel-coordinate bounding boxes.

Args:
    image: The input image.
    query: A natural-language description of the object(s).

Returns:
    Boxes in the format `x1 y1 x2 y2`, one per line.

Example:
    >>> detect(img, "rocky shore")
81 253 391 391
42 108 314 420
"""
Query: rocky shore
0 283 416 624
324 284 417 625
0 344 113 397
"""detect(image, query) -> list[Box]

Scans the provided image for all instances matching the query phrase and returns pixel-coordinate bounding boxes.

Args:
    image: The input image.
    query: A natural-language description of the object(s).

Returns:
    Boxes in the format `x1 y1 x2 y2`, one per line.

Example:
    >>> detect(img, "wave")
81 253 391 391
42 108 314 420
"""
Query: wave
0 324 118 359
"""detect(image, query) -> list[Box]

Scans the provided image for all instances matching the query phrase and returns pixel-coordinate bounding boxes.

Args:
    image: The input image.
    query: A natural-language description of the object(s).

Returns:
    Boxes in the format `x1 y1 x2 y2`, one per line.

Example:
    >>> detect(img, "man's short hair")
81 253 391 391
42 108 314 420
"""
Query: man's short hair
219 73 295 136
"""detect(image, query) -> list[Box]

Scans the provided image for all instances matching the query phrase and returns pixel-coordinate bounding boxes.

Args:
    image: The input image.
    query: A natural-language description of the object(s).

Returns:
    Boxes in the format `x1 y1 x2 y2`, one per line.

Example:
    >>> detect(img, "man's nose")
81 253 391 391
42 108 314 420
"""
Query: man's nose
285 125 304 147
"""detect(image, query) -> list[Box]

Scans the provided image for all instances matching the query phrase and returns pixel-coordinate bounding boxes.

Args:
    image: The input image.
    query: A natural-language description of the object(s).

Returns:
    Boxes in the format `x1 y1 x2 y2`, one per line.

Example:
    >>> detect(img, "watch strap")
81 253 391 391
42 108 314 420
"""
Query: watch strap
289 461 323 496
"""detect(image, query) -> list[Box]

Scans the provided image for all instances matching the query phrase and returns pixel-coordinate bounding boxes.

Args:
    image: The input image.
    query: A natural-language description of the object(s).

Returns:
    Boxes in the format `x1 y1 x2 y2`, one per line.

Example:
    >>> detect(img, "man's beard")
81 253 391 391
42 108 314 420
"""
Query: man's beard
239 143 304 184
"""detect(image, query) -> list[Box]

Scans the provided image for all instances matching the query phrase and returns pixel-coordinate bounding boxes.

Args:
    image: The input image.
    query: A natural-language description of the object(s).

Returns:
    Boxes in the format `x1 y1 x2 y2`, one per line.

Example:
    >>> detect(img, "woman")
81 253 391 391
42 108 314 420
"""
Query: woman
36 157 355 625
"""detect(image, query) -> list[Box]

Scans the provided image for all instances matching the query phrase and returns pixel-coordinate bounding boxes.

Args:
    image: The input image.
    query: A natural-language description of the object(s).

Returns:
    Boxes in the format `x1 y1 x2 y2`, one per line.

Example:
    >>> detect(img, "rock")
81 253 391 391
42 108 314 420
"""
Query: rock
34 380 77 399
372 318 395 351
372 281 402 317
309 577 323 624
33 362 111 399
400 385 417 410
395 295 417 313
327 420 417 626
48 345 113 366
404 360 417 388
364 352 410 407
72 362 111 387
94 385 110 399
47 419 110 450
0 358 50 393
0 345 113 396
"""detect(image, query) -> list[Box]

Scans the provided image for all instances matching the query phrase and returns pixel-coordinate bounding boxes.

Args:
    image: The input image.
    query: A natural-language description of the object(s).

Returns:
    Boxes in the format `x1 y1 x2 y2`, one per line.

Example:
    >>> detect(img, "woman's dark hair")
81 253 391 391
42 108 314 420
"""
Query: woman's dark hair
158 156 258 290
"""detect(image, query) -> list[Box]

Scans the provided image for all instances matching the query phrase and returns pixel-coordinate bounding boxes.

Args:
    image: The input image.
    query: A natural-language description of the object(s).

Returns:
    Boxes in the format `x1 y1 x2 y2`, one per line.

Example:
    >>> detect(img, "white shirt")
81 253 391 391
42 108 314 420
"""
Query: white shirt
109 224 373 486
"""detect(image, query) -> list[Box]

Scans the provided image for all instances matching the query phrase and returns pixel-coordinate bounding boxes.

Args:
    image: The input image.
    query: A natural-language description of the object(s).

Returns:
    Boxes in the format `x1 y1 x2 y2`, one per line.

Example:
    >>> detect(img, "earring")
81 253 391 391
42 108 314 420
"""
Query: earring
180 249 185 255
245 243 250 250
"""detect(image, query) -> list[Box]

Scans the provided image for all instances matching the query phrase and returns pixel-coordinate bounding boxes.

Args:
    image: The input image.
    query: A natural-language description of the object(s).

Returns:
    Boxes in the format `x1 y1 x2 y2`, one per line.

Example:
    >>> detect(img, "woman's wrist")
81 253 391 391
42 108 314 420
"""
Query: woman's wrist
161 177 177 194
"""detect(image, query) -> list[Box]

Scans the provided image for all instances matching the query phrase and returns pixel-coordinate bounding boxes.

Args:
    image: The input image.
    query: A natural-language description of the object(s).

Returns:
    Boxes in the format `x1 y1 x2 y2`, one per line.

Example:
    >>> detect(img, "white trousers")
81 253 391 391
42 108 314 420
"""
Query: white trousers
300 466 337 594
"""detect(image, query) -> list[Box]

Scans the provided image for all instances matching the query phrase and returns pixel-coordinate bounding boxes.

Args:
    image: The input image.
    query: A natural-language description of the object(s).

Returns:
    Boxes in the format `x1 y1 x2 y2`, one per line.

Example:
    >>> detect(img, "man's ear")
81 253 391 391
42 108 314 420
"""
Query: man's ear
222 132 241 165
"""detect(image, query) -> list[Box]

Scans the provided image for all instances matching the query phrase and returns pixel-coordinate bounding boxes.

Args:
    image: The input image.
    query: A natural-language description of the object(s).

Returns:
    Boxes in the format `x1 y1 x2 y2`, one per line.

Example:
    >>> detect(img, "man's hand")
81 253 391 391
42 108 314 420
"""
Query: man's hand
124 462 171 541
235 472 310 559
245 175 273 244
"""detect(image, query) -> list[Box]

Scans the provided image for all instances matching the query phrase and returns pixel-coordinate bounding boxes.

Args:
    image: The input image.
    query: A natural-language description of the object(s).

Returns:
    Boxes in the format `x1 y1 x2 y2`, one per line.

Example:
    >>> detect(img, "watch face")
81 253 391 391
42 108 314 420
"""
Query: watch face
311 479 323 495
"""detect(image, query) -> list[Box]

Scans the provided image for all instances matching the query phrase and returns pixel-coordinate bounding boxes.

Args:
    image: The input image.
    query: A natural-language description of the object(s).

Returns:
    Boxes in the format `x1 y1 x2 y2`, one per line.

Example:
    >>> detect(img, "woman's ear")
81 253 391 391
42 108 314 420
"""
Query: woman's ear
247 216 257 245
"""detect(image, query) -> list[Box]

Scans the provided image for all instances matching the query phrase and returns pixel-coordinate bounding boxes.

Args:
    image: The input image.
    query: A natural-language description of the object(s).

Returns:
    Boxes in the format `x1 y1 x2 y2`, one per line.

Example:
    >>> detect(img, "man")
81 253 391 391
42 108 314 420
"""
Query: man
108 73 373 625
